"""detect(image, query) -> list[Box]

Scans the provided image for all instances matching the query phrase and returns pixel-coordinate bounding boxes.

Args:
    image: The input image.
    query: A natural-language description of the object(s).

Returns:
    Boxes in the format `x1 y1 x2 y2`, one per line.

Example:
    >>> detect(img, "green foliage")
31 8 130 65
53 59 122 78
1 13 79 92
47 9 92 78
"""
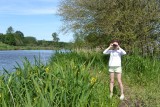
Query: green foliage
4 34 16 45
14 31 25 46
73 32 86 48
37 40 52 47
0 52 111 107
6 26 14 34
0 51 159 106
1 27 25 46
123 55 159 83
0 34 5 42
24 36 37 46
0 26 70 49
85 33 112 48
59 0 160 55
0 42 12 50
122 55 160 106
52 32 60 43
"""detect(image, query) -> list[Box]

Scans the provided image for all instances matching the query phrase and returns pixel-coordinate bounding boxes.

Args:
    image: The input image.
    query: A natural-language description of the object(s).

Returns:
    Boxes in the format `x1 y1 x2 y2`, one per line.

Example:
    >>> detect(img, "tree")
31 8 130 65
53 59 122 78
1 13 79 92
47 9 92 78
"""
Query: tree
52 32 60 42
37 40 52 47
73 32 85 48
14 31 25 46
58 0 160 55
0 33 5 42
6 26 14 34
4 33 16 45
84 32 111 49
15 31 24 38
24 36 37 45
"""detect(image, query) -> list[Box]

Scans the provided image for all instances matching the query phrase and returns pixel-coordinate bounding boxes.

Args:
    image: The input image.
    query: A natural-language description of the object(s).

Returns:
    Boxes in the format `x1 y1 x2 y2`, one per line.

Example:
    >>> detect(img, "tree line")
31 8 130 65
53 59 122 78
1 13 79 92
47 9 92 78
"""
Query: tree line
58 0 160 56
0 26 39 46
0 26 71 48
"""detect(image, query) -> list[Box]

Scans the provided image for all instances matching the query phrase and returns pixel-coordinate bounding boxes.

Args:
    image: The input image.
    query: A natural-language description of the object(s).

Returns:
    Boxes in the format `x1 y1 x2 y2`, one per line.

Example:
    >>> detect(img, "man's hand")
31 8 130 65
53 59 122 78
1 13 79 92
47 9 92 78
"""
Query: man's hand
109 43 113 49
117 45 120 49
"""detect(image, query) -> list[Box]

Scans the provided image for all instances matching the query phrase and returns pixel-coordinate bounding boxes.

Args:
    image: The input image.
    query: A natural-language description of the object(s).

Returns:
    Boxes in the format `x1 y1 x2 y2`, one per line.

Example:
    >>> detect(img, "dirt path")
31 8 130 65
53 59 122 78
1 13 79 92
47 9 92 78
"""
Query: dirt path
118 85 145 107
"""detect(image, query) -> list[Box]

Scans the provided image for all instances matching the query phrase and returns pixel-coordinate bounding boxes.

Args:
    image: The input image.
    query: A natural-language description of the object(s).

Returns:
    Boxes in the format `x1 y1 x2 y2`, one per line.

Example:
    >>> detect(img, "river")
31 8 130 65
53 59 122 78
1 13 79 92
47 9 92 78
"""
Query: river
0 50 56 74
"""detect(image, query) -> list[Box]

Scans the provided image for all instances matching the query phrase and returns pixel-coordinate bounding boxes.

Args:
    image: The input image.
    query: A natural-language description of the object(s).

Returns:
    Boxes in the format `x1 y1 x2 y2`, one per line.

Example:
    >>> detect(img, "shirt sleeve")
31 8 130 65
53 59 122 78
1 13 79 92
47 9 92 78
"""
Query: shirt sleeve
103 48 112 54
119 48 126 55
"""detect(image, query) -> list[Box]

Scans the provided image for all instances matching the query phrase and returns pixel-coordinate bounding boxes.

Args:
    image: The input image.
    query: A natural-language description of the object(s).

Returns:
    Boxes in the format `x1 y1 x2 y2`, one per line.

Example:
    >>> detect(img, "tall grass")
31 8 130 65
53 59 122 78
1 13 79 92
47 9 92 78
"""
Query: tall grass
0 50 159 107
122 55 160 106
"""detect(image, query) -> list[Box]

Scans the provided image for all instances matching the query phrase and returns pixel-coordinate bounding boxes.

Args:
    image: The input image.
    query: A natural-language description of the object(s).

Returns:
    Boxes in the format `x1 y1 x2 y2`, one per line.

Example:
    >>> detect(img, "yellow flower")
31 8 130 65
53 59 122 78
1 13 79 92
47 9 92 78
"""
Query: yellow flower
16 71 20 75
34 97 36 101
90 77 97 84
45 67 49 73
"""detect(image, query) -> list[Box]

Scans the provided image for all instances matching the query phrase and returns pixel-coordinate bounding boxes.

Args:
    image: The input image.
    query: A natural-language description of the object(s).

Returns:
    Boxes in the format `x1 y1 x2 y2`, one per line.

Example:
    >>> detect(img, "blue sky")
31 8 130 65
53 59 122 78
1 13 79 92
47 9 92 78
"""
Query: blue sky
0 0 73 42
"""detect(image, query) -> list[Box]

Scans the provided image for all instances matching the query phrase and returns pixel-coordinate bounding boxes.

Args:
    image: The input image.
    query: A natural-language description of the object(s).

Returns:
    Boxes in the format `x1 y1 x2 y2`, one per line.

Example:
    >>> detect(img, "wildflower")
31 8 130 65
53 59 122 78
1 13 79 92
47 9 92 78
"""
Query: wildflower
16 71 20 75
34 73 38 76
36 89 39 93
34 97 36 101
90 77 97 84
45 67 49 73
0 80 3 84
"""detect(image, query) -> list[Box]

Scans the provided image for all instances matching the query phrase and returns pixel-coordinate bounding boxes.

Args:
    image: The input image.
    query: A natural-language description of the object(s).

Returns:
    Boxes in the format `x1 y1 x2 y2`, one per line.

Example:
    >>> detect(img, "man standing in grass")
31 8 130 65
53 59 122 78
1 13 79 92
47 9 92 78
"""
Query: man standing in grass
103 40 126 100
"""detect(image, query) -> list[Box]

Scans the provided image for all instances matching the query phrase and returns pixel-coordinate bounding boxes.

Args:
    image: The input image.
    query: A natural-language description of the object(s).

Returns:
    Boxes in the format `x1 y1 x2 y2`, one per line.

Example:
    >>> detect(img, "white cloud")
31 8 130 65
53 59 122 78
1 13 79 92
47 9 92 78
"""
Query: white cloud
28 8 57 15
0 7 58 15
0 0 59 15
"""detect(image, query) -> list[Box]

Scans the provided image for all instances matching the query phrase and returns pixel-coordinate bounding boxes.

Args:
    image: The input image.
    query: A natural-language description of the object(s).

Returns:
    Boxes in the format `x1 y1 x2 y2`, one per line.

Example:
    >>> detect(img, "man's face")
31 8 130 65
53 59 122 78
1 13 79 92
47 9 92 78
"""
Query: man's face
112 42 118 49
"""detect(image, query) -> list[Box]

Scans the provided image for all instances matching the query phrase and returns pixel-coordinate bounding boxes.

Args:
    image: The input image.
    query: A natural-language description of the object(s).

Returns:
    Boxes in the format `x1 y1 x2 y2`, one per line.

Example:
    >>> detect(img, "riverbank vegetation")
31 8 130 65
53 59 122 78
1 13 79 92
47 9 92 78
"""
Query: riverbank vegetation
0 42 72 50
0 0 160 106
0 50 159 107
59 0 160 56
0 27 72 50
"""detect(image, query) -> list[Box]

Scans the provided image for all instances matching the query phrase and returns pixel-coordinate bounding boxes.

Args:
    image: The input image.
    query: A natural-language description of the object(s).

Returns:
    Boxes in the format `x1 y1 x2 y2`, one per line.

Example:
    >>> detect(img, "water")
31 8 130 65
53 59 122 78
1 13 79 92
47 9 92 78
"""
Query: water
0 50 55 73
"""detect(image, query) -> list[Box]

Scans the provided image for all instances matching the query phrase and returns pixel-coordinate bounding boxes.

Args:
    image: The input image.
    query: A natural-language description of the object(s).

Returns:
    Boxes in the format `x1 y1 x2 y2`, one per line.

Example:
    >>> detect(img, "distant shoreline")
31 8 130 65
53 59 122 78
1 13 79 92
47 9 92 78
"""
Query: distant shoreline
0 42 70 50
0 44 67 50
0 46 56 50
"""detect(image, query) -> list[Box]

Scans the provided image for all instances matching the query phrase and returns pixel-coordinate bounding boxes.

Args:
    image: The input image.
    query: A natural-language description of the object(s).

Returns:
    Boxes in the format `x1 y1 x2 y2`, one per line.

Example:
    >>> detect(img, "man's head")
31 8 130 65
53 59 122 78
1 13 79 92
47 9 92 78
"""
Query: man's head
111 40 119 49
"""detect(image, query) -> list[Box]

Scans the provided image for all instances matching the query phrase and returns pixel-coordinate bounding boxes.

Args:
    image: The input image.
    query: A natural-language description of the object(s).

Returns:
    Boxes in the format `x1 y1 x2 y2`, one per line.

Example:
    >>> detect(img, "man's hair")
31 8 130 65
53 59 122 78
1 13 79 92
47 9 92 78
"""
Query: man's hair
111 39 120 45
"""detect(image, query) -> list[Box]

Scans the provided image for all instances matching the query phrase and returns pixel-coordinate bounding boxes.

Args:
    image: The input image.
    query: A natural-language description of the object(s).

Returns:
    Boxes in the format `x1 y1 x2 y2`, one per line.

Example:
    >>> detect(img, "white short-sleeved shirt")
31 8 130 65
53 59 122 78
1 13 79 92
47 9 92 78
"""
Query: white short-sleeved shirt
103 48 126 66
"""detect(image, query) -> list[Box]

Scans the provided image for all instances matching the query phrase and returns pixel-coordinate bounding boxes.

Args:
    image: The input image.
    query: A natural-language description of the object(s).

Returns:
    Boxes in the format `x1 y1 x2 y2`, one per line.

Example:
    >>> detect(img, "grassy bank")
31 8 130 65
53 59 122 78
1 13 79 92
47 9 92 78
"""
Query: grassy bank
0 42 58 50
0 50 159 107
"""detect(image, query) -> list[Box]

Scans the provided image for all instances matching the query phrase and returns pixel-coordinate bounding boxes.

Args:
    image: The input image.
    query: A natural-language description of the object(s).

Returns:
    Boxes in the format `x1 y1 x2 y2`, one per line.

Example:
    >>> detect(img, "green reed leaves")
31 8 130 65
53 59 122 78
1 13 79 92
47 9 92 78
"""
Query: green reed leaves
0 51 159 107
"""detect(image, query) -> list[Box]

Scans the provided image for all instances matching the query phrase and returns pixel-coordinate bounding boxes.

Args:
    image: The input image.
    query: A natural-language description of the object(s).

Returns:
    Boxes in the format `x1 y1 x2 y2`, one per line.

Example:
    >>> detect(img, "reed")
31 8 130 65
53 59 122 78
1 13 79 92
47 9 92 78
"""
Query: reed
0 51 159 107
